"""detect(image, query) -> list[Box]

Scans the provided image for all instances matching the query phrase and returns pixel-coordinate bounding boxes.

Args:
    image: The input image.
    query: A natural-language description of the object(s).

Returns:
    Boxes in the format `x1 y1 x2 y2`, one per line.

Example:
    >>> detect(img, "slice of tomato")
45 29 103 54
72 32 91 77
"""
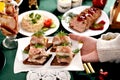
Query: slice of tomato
44 19 52 28
98 20 105 25
90 20 105 30
90 26 104 30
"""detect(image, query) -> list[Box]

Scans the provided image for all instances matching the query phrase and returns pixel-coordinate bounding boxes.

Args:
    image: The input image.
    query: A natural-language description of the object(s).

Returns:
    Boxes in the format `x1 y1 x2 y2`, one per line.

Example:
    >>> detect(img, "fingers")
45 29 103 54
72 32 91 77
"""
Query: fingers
81 51 99 62
69 33 87 42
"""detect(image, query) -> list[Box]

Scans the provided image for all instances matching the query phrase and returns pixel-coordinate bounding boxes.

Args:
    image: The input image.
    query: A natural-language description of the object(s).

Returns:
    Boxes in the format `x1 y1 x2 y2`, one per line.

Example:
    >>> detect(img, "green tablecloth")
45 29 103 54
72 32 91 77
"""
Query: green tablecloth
0 0 116 80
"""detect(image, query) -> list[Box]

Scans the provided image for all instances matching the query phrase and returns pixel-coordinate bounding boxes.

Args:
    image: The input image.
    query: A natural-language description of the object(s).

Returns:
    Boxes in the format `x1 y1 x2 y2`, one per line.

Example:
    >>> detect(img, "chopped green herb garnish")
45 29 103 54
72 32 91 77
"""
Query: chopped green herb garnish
57 31 68 37
67 12 76 18
56 55 69 58
34 43 44 48
31 18 37 24
72 48 80 54
33 30 44 37
29 13 34 18
23 50 29 54
35 13 41 20
58 15 63 20
29 13 41 24
60 42 71 46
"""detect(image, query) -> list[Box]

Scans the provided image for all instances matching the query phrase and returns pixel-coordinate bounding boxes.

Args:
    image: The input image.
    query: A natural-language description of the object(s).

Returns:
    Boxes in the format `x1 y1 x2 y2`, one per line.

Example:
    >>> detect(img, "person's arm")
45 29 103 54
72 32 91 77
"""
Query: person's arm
97 32 120 63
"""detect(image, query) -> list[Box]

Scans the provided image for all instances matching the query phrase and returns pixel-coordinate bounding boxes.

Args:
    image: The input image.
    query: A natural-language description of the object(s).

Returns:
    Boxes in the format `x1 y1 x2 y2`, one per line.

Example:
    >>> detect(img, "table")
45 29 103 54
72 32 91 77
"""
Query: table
0 0 120 80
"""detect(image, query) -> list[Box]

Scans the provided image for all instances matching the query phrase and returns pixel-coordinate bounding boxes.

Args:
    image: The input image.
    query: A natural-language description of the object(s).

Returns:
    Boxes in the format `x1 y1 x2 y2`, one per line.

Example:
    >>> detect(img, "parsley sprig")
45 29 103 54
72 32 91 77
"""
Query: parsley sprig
29 12 41 24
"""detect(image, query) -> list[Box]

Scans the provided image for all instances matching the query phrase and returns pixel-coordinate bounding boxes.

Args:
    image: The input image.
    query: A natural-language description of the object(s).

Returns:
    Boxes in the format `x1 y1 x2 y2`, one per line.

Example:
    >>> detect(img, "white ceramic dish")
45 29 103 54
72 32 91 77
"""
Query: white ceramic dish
14 37 84 73
61 6 110 36
18 10 60 36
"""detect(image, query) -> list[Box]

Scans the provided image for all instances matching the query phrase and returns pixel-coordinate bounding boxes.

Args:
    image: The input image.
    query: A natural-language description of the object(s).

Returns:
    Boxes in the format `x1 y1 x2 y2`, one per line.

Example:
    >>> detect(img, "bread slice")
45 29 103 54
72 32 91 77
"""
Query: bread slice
23 54 52 65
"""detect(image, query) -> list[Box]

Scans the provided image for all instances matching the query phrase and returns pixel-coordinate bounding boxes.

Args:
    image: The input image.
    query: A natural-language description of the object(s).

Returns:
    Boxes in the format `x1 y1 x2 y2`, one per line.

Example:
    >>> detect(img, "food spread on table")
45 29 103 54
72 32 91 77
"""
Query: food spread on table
0 0 114 80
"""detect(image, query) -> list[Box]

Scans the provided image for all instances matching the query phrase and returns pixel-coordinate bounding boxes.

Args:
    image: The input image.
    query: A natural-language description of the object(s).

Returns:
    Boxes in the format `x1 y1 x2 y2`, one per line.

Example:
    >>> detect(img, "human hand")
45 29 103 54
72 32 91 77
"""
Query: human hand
69 33 99 62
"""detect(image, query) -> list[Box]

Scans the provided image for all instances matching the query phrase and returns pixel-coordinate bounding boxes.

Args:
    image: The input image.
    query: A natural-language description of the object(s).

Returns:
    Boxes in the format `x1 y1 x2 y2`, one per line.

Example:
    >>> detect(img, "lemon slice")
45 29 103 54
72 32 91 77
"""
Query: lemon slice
0 2 5 12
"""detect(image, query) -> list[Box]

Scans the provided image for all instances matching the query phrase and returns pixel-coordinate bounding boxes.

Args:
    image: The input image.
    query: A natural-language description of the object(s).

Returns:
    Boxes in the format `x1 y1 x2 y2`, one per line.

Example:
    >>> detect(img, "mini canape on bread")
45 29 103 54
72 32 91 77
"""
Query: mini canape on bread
23 31 52 65
51 31 74 66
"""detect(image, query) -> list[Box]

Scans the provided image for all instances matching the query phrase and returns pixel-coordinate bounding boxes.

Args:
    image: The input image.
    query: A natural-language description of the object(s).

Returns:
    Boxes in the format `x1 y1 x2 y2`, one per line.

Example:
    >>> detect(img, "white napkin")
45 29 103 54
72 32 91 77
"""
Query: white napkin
26 69 71 80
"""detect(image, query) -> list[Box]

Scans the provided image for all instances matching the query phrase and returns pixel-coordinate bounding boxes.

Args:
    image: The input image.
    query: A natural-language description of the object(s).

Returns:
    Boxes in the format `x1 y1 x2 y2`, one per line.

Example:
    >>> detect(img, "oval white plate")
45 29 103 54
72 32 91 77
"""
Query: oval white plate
61 6 110 36
18 10 60 36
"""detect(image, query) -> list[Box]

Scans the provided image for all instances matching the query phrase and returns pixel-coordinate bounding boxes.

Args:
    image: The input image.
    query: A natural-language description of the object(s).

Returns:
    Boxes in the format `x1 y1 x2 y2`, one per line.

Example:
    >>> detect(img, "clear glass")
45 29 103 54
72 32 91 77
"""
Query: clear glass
2 35 17 49
0 2 19 49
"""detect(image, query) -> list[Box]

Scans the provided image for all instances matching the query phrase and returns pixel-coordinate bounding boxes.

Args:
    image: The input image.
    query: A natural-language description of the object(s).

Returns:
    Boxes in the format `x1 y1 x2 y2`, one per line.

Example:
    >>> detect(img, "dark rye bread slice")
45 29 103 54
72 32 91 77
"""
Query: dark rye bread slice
50 47 75 66
51 54 75 66
23 54 52 65
51 56 69 66
23 43 53 65
69 7 102 33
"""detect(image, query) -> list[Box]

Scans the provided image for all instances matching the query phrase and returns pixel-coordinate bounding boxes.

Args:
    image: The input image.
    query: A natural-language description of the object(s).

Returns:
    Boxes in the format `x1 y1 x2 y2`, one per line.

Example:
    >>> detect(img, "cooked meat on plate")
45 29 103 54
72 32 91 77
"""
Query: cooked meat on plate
69 7 102 32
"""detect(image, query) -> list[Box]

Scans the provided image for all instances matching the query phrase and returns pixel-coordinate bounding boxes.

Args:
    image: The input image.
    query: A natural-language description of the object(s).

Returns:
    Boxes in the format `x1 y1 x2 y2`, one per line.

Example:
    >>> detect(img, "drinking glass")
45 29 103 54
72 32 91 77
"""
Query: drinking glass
0 2 19 49
92 0 107 9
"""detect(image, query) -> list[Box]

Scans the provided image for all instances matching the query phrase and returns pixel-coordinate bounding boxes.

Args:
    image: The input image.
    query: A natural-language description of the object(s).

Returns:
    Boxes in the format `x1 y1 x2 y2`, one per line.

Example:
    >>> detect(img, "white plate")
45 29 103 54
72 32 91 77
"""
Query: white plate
27 70 71 80
18 10 60 36
61 6 110 36
14 37 84 73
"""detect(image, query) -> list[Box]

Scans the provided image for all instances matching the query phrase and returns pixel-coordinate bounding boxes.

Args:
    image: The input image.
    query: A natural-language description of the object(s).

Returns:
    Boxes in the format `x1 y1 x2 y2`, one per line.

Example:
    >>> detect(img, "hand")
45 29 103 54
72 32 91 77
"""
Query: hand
69 33 99 62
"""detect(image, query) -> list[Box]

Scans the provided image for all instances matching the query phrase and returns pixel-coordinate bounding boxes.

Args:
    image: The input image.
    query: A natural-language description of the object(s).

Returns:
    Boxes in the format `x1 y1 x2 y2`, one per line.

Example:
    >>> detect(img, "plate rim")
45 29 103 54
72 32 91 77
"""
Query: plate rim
18 10 60 36
61 5 110 36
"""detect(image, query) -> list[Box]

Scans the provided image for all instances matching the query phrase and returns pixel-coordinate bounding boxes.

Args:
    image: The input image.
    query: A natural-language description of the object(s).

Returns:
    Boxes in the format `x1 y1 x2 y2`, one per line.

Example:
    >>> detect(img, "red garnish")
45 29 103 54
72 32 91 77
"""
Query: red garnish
99 69 108 80
98 20 105 24
44 18 52 28
90 20 105 30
